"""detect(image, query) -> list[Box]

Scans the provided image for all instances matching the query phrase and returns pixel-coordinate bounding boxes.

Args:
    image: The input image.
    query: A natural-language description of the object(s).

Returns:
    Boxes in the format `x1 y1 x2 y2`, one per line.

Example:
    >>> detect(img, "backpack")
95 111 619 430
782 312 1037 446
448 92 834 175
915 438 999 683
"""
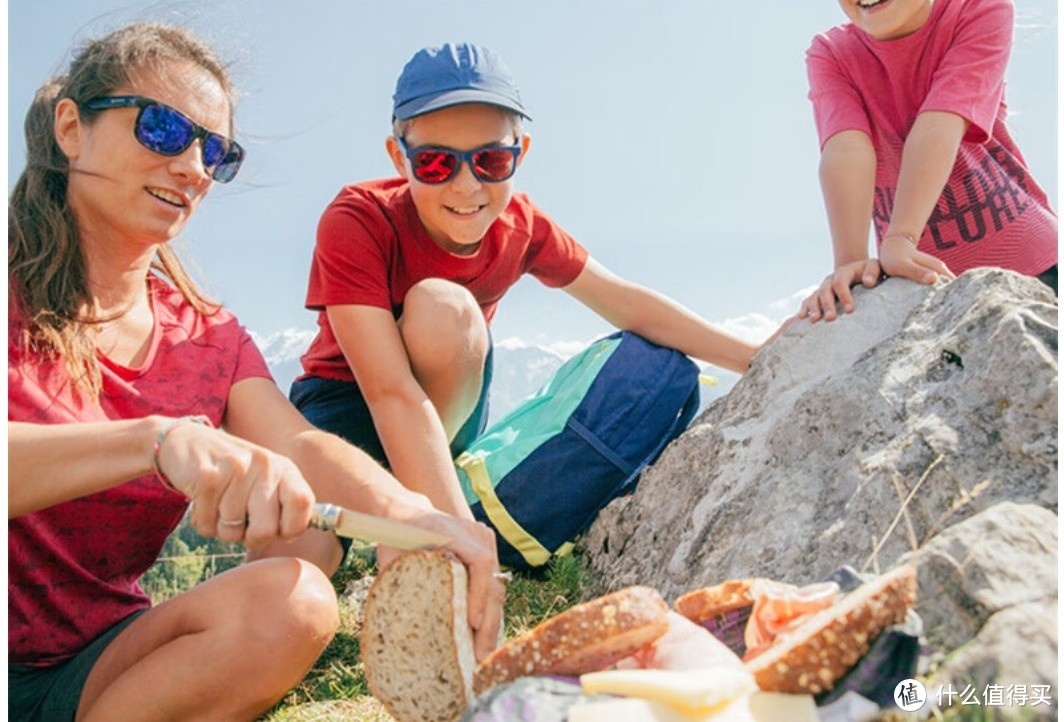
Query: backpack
455 331 701 571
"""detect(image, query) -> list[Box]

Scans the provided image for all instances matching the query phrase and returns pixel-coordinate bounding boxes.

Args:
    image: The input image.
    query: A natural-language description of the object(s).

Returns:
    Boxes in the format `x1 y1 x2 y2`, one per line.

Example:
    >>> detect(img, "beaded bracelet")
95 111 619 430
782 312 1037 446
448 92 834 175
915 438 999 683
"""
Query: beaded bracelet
152 415 212 490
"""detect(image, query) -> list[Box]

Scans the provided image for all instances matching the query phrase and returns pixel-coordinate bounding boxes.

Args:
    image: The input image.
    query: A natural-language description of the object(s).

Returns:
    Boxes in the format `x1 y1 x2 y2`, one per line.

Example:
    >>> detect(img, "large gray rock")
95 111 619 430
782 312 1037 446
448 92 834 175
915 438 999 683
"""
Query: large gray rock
902 503 1058 719
901 502 1057 652
581 268 1058 717
929 599 1058 721
583 269 1056 595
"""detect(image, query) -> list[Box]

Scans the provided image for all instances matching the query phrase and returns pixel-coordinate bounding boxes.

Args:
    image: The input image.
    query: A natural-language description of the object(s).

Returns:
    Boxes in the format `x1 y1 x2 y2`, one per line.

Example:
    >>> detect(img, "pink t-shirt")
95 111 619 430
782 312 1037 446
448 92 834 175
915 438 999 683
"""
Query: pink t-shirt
300 178 589 382
807 0 1057 276
8 276 272 666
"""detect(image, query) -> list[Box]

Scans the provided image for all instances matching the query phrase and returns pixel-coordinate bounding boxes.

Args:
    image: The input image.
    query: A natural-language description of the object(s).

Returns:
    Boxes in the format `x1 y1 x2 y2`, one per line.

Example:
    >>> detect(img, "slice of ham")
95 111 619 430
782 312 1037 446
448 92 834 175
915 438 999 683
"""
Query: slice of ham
742 580 839 661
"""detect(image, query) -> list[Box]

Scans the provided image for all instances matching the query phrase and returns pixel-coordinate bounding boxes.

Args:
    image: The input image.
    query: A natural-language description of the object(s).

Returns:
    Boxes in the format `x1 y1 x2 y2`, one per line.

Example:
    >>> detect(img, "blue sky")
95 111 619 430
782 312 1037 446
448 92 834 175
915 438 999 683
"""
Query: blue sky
7 1 1058 365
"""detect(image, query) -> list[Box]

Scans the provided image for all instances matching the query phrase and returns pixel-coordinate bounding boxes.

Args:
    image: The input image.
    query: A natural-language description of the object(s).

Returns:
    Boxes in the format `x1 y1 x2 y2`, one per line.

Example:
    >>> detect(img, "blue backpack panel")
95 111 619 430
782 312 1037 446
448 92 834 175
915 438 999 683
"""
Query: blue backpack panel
455 331 700 571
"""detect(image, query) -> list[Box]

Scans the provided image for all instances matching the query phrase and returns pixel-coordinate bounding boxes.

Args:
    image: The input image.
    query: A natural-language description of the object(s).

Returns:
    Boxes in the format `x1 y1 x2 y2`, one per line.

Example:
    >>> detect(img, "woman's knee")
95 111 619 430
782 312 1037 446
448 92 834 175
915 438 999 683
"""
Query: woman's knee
240 558 339 656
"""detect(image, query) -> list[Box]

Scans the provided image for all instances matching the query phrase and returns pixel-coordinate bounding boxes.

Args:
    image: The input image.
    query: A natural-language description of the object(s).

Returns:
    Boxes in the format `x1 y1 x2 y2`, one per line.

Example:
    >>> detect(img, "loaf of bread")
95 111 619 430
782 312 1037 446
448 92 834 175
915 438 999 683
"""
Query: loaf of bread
674 579 762 622
744 565 917 695
474 586 669 694
360 550 475 722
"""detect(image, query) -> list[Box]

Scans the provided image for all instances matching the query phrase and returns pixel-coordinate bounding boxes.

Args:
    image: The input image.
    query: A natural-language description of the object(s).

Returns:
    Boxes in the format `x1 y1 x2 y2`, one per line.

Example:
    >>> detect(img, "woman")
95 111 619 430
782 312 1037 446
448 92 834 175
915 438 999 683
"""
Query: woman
8 23 503 721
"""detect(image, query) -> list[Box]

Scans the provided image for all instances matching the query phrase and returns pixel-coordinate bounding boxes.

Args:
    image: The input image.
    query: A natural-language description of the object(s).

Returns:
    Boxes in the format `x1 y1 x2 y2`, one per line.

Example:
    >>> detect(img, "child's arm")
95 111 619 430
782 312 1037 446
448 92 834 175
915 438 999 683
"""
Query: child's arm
224 377 505 660
800 118 958 322
563 259 761 374
326 304 476 522
877 110 962 283
800 129 881 323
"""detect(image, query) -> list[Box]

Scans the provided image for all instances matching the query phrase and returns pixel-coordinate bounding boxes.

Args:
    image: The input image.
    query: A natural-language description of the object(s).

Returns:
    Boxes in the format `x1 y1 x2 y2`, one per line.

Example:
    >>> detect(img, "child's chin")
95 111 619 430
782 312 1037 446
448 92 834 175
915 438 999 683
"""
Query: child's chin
445 227 490 247
437 231 487 254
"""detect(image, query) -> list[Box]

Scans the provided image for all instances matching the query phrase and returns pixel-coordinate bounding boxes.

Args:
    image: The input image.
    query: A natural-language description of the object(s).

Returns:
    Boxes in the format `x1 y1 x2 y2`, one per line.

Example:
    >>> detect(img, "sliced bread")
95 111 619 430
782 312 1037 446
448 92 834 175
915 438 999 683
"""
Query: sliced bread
744 564 917 695
674 579 763 622
474 586 669 695
360 550 475 722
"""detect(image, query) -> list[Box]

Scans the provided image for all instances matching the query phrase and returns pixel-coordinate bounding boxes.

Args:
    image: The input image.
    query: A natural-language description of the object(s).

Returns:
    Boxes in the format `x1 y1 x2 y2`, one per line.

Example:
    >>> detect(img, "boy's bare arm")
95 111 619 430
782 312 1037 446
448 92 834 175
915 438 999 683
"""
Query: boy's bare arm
325 304 475 521
821 130 878 269
563 260 761 374
799 130 881 322
877 110 963 283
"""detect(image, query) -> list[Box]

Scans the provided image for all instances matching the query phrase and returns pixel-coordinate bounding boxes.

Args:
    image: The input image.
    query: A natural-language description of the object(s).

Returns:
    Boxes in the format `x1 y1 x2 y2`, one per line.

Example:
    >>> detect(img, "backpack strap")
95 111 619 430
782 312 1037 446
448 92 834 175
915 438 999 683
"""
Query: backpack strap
456 452 552 567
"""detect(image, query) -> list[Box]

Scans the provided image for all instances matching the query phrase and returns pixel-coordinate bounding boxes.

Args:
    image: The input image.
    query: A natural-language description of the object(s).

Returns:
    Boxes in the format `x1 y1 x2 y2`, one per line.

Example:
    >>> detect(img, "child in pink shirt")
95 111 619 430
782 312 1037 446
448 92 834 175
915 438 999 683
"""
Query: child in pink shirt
800 0 1057 322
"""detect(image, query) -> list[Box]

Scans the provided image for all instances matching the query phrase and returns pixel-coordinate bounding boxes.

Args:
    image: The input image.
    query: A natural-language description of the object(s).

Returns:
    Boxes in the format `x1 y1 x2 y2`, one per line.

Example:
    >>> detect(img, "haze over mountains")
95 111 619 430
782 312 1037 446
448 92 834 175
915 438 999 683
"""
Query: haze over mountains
248 293 802 424
252 330 618 423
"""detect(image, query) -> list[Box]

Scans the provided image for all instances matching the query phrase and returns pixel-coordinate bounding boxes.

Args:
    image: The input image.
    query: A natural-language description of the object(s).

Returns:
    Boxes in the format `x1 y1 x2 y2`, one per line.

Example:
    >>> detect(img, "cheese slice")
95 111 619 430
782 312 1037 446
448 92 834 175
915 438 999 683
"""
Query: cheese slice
747 692 818 721
579 668 756 714
569 698 729 722
567 693 818 722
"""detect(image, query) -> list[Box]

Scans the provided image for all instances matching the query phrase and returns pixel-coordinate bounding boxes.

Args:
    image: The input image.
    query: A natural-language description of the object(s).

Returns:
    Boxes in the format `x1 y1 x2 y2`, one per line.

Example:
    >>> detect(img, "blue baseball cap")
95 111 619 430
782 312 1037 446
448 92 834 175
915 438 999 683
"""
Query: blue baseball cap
392 42 531 122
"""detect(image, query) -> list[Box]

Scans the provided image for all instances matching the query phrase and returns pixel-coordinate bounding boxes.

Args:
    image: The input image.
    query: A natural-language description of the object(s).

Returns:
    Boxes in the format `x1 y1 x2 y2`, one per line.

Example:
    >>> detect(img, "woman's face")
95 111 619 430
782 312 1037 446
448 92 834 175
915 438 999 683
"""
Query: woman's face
59 61 232 251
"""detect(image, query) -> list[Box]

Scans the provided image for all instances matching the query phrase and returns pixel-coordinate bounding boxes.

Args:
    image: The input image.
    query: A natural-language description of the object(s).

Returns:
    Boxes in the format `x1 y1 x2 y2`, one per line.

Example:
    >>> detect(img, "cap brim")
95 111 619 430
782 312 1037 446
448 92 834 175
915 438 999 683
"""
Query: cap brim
394 88 531 121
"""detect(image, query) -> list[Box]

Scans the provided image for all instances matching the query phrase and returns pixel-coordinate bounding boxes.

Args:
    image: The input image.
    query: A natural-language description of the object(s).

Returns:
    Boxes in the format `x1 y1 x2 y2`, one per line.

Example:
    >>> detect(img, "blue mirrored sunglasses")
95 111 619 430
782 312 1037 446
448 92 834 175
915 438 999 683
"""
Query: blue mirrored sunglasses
80 95 245 183
396 137 520 184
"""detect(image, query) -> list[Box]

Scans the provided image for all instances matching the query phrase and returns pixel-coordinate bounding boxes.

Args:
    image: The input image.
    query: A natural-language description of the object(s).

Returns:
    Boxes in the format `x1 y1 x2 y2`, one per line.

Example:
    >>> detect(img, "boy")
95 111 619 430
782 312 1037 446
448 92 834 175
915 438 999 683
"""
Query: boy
291 42 765 520
799 0 1057 323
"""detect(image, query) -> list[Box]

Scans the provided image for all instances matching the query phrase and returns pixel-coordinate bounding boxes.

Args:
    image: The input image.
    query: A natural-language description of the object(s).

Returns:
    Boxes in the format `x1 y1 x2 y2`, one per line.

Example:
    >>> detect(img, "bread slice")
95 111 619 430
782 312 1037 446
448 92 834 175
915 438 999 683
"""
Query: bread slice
674 579 762 622
744 565 917 695
360 550 475 722
474 586 669 695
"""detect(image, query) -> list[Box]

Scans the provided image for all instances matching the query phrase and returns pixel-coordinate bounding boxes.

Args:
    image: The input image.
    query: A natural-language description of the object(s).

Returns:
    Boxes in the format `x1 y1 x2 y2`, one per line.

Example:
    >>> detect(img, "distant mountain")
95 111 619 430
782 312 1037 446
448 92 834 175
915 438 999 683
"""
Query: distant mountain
488 339 569 422
251 329 740 425
251 329 574 423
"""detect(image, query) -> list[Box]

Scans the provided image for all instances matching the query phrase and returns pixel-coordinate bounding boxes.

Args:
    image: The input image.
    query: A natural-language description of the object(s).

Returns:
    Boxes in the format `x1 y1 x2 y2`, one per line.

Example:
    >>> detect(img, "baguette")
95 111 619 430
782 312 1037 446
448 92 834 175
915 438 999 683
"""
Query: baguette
744 565 917 695
360 550 475 722
474 586 669 695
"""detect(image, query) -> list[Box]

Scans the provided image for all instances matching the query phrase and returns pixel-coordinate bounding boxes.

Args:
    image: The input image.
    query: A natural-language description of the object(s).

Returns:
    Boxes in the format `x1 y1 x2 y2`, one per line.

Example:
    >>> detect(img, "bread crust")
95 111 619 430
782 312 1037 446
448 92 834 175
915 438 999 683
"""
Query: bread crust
361 550 475 722
744 565 917 695
474 586 669 695
674 579 764 621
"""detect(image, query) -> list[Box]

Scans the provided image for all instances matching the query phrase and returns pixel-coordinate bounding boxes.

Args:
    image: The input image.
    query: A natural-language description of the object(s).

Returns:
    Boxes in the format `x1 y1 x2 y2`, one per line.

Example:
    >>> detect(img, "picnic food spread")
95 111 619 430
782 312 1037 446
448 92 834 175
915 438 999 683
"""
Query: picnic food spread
360 553 918 722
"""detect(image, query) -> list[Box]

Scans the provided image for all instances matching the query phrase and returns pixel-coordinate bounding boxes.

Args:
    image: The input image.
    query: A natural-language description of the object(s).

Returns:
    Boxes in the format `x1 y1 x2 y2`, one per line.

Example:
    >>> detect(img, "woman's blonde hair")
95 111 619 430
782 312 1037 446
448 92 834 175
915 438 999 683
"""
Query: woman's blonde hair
9 22 233 399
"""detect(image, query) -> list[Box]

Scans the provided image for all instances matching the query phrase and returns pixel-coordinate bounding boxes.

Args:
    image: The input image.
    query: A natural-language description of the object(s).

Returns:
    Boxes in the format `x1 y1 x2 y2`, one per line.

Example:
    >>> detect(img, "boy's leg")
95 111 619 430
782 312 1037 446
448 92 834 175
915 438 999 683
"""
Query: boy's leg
75 558 337 721
399 278 490 442
289 376 388 465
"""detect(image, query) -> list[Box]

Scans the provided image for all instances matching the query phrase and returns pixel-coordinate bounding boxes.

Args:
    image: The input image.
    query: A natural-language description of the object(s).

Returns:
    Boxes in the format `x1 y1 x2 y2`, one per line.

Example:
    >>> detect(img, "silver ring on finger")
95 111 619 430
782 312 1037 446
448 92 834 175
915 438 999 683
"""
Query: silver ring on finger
218 517 247 527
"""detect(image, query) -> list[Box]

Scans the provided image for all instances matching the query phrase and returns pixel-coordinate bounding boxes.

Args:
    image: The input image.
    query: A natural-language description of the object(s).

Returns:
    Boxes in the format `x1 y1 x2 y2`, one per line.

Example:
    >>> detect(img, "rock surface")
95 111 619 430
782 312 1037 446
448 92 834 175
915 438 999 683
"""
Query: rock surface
581 269 1057 716
901 502 1057 653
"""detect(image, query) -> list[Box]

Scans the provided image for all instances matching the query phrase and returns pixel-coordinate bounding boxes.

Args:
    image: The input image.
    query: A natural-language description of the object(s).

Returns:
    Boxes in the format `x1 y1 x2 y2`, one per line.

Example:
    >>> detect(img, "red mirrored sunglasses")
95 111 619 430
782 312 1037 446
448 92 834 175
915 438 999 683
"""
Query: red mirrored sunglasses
397 137 521 184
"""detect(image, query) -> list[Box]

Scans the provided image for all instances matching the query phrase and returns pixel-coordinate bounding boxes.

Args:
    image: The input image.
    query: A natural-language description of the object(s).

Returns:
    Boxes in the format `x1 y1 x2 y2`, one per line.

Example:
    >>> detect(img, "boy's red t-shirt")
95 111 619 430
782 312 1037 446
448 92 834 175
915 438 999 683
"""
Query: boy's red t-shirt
8 276 271 666
807 0 1057 276
300 178 589 382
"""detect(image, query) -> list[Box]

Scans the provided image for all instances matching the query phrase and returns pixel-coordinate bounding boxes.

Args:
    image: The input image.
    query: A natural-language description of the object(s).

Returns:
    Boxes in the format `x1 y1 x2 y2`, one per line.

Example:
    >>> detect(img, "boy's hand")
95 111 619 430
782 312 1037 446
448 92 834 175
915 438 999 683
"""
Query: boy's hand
798 258 882 323
879 234 955 285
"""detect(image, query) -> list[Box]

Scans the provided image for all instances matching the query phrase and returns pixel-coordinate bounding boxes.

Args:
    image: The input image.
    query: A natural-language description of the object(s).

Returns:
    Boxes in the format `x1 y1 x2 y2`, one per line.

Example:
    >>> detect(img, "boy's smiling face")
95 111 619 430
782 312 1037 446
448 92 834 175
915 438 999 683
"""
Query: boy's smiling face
838 0 934 40
388 103 530 255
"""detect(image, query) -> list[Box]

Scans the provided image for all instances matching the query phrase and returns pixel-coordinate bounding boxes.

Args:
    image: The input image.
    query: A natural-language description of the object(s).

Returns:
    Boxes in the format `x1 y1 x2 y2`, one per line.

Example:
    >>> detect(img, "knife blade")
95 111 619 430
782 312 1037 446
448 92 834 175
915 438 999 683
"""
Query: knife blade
308 503 451 551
